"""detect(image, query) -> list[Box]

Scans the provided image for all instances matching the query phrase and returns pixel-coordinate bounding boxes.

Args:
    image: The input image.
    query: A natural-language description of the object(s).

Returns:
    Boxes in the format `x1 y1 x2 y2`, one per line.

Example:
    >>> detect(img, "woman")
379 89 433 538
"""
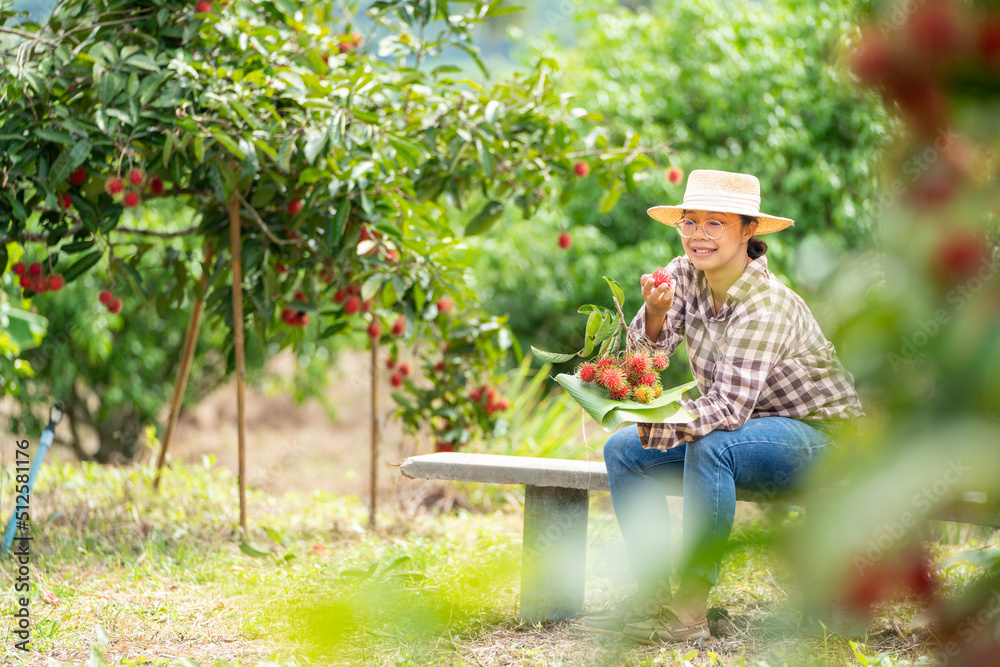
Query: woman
581 169 862 644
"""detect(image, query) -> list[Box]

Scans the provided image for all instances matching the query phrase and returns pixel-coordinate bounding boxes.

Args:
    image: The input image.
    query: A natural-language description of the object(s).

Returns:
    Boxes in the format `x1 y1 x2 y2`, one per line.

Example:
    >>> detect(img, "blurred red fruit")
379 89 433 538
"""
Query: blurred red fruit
108 298 123 314
293 291 306 302
195 0 212 12
391 315 406 336
69 167 86 186
281 306 295 323
558 231 572 249
287 199 303 215
149 177 165 195
29 263 41 276
333 289 347 304
398 362 410 377
347 283 361 296
128 169 144 186
979 16 1000 62
436 297 454 314
851 31 894 85
667 166 684 184
12 262 26 276
498 398 510 411
362 299 371 312
49 274 64 291
60 194 72 209
344 296 361 314
276 263 288 274
906 0 962 57
19 275 30 289
123 191 141 208
294 312 309 327
934 232 989 285
574 162 589 177
435 440 455 453
435 360 445 372
99 289 114 306
386 357 396 369
889 78 949 137
390 373 403 387
469 387 482 402
367 322 382 339
105 176 124 196
385 249 399 262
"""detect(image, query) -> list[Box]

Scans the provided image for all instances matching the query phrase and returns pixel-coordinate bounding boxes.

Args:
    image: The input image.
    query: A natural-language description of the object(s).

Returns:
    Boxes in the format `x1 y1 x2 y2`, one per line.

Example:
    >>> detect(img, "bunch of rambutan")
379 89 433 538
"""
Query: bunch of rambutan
574 350 669 403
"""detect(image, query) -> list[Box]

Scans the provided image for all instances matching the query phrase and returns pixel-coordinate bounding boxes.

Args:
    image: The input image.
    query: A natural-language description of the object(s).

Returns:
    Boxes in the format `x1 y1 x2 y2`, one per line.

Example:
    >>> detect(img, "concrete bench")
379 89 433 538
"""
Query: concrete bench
398 452 999 624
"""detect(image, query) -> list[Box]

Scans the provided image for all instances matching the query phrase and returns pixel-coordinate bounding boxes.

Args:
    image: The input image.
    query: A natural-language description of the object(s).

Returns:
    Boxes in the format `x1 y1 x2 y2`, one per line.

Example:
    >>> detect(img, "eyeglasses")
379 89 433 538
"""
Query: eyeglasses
673 219 740 240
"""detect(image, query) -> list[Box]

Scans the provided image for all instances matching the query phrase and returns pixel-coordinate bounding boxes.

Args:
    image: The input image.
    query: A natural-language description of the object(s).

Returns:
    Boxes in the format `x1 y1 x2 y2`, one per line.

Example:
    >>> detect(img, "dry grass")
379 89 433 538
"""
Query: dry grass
0 455 988 666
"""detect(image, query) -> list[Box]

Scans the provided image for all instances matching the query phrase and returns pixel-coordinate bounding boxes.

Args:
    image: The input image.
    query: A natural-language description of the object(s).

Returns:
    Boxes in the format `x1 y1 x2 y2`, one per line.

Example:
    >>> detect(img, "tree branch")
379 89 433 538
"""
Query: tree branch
0 26 60 45
114 224 202 238
235 191 299 246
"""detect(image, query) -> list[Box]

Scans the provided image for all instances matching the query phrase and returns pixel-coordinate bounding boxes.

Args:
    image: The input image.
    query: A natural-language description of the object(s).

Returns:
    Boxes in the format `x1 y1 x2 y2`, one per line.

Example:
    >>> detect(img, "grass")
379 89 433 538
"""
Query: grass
0 454 994 666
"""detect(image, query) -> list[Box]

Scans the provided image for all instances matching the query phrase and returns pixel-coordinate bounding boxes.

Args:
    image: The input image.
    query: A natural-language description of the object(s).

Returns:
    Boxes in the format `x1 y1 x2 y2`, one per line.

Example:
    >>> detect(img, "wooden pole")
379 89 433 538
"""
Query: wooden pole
229 193 248 533
369 338 378 528
153 241 213 490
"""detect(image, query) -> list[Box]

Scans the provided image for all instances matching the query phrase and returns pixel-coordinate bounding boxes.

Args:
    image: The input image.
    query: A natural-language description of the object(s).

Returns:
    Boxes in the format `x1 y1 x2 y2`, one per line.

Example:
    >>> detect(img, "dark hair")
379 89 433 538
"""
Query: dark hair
740 214 767 259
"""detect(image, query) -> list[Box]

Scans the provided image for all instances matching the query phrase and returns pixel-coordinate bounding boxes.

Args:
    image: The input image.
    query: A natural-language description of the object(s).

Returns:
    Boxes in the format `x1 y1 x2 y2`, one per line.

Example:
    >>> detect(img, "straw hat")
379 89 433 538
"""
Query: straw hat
647 169 794 234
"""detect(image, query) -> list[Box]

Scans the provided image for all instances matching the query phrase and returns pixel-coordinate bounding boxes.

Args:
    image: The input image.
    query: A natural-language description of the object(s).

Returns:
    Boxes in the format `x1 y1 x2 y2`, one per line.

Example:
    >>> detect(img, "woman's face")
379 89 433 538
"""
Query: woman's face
679 210 755 274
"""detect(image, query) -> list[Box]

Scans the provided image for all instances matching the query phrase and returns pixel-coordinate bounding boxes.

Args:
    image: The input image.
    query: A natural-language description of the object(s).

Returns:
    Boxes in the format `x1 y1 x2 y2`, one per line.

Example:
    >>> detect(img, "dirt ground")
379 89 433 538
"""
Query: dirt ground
157 348 425 500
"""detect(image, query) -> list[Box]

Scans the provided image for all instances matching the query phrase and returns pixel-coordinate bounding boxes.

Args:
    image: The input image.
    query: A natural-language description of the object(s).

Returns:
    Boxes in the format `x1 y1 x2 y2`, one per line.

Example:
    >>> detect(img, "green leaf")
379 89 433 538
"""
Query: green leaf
303 127 327 165
529 345 577 363
604 276 625 310
0 303 48 352
239 540 271 558
553 373 697 432
326 200 349 254
62 250 103 282
463 199 504 236
361 274 386 301
319 321 349 339
49 140 92 187
598 183 623 214
208 129 245 159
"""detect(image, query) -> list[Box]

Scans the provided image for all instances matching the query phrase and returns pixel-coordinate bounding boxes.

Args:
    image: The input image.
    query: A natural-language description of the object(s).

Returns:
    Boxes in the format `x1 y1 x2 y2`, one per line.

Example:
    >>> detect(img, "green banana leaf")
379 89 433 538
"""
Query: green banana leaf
0 302 48 353
553 373 699 432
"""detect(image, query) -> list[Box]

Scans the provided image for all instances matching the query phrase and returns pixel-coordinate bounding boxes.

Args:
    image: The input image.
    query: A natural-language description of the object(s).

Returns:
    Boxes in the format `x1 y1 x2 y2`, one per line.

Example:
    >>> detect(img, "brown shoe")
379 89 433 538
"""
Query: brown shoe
576 591 670 635
622 605 711 644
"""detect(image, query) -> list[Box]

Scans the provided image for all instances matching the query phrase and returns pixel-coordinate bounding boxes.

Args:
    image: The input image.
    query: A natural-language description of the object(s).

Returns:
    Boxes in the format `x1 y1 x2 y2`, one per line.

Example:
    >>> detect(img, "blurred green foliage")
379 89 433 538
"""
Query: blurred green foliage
1 240 231 461
468 0 891 382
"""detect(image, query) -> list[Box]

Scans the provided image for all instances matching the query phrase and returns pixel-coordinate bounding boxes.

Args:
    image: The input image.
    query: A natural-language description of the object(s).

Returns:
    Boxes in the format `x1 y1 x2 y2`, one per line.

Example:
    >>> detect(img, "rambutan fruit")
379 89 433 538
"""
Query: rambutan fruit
596 356 618 372
633 385 655 404
608 384 631 401
576 362 597 383
105 176 124 196
637 371 658 387
651 267 673 290
652 352 668 371
626 352 650 376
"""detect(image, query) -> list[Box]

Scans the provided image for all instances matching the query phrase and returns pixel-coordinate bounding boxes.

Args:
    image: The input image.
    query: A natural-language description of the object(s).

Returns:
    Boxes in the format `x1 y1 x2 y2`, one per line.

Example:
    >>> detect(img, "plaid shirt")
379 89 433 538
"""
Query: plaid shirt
628 255 862 451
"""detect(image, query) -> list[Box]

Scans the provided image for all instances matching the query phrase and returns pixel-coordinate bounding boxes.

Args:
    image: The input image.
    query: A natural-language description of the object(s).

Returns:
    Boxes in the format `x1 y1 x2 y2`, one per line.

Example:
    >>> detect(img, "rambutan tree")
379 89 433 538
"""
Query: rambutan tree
0 0 662 457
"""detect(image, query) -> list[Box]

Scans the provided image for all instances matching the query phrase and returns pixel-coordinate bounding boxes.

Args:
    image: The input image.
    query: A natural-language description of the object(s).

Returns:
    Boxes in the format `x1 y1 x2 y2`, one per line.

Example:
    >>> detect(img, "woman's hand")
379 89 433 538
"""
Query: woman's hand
640 273 674 314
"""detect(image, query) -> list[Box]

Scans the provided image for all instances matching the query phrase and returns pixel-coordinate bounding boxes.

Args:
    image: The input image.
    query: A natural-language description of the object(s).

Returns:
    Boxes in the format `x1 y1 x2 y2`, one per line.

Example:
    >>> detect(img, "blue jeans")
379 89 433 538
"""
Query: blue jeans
603 417 831 593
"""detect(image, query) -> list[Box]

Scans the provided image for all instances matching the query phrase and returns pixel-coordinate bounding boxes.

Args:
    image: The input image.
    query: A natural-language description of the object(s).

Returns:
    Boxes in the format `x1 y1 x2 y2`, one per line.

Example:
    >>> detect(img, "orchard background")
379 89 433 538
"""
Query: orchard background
2 0 1000 665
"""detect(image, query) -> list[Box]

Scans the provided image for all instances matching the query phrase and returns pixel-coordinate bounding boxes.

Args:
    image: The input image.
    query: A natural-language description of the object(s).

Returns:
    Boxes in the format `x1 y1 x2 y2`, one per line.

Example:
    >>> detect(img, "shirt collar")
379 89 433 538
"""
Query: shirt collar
695 254 769 320
728 254 769 302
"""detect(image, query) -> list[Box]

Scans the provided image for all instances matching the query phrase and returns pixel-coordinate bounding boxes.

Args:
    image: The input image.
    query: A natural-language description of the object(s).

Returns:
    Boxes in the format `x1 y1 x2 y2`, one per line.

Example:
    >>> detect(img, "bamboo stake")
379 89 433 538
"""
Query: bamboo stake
369 338 379 528
229 193 248 533
153 241 213 490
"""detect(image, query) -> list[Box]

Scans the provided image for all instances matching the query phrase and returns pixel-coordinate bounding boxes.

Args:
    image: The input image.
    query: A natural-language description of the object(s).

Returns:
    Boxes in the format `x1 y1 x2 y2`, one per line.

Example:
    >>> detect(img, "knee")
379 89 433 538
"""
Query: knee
602 427 637 472
684 430 727 466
